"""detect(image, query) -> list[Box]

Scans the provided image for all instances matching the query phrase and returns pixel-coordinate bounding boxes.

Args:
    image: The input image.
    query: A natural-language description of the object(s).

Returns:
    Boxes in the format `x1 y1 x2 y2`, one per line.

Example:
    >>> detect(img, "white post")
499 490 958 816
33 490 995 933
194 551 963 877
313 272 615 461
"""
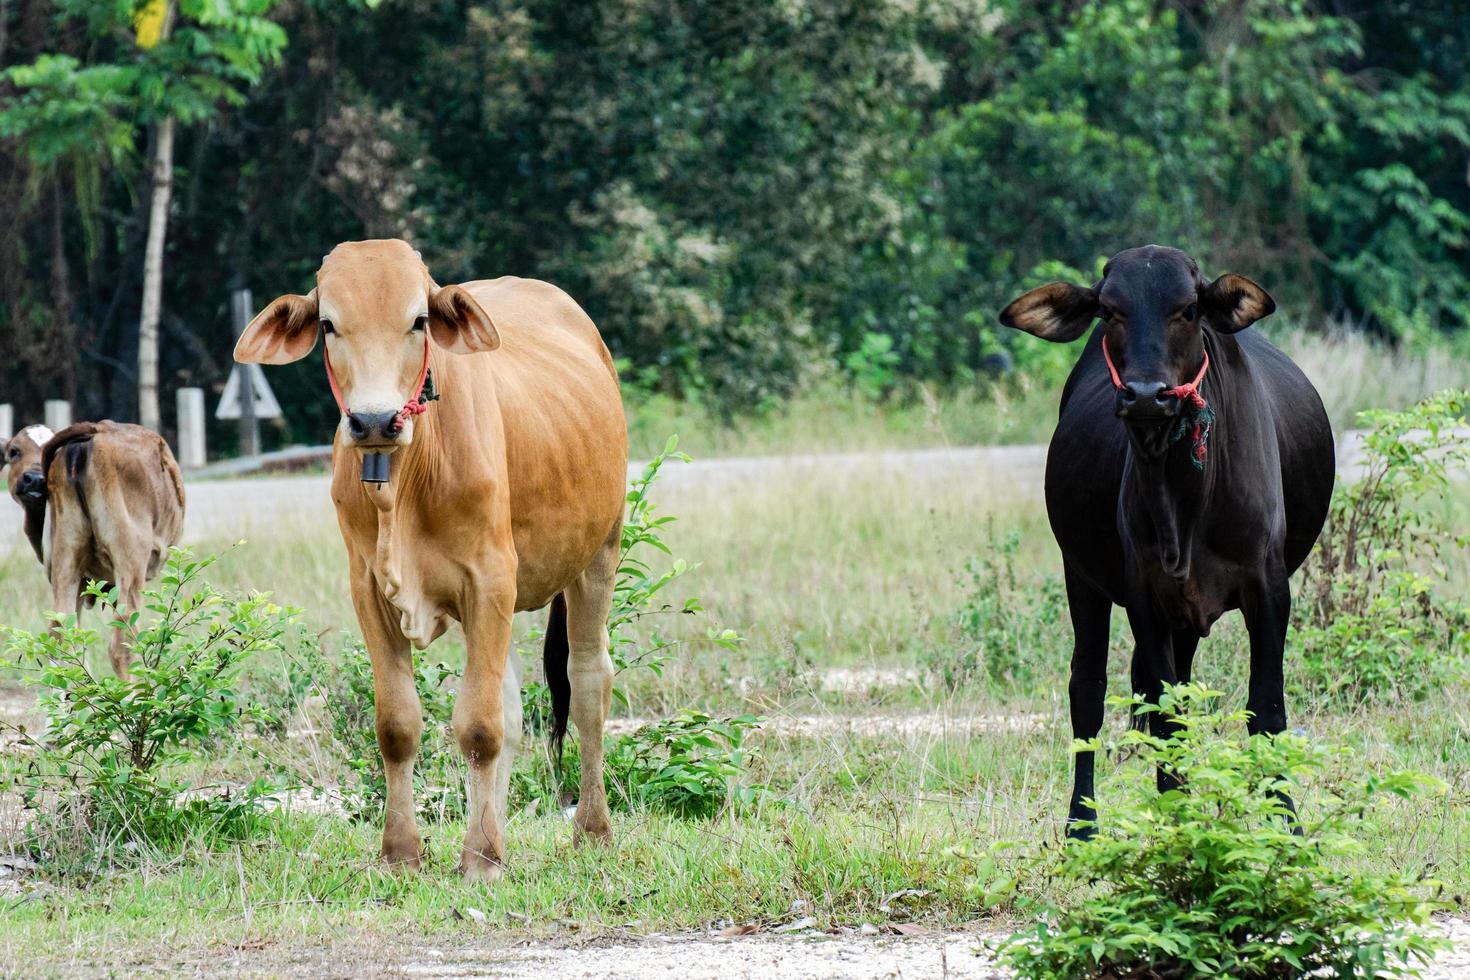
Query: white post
176 387 206 469
0 404 12 441
44 400 71 432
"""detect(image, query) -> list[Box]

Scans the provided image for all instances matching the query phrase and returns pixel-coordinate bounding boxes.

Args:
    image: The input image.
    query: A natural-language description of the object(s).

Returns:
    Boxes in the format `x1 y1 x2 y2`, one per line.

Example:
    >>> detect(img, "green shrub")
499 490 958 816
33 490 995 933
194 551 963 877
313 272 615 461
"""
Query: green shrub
0 550 291 874
935 524 1068 693
605 711 761 818
996 685 1446 979
1294 390 1470 702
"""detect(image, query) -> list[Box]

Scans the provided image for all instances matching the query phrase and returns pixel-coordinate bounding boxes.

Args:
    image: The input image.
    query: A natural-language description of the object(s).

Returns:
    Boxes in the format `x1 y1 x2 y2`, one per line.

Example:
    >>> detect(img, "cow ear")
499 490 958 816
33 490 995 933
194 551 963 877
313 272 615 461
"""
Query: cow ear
999 282 1099 343
429 284 500 354
235 291 320 364
1201 274 1275 333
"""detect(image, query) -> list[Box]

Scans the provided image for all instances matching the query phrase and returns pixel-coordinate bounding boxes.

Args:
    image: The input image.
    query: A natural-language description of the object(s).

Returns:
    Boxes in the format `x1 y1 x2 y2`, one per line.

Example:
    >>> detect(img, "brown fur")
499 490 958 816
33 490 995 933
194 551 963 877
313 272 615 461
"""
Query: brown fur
236 239 629 881
33 422 185 678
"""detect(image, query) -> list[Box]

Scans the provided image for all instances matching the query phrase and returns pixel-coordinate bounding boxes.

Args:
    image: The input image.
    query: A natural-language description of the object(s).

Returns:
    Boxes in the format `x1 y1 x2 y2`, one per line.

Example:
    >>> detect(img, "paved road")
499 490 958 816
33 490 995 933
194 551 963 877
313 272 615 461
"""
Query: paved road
0 433 1387 558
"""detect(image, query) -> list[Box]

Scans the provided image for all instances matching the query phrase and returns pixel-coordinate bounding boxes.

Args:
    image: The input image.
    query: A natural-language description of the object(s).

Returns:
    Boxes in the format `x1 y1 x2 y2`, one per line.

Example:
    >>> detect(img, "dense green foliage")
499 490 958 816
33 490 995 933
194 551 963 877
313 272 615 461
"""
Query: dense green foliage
2 0 1467 439
0 551 290 874
996 685 1446 979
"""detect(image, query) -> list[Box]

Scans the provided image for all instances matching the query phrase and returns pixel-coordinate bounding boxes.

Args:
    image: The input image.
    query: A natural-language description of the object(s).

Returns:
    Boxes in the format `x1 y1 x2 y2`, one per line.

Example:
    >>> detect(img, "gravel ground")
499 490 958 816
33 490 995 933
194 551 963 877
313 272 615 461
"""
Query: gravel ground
42 917 1470 978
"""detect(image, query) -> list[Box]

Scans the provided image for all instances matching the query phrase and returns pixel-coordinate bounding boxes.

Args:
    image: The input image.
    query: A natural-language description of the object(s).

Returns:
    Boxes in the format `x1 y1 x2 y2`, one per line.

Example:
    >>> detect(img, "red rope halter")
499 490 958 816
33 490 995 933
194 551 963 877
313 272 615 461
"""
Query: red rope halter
1101 334 1215 468
1101 334 1210 410
323 332 433 431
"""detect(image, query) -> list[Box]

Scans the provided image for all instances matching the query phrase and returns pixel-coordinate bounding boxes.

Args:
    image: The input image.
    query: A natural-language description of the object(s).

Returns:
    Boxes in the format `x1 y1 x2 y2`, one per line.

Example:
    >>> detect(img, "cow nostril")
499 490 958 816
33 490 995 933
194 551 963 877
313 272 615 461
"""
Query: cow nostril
347 414 369 440
1120 386 1139 403
385 416 403 437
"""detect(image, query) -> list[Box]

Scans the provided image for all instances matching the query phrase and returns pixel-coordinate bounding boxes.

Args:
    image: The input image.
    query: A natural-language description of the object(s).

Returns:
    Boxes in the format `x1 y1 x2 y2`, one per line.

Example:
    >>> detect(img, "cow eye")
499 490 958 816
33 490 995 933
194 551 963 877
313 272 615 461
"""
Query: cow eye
411 315 428 333
321 318 336 335
1183 304 1198 321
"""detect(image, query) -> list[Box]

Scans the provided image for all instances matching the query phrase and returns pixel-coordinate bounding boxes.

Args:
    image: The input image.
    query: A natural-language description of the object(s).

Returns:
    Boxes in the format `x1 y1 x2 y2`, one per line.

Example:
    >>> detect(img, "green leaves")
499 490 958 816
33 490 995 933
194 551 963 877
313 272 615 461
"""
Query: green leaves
0 548 296 875
999 684 1447 979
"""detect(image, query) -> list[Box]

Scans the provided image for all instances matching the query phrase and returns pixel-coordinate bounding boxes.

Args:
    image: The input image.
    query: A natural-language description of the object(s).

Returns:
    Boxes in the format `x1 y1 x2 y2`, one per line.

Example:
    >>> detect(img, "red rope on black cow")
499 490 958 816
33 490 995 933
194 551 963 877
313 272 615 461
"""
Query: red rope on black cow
1102 335 1216 470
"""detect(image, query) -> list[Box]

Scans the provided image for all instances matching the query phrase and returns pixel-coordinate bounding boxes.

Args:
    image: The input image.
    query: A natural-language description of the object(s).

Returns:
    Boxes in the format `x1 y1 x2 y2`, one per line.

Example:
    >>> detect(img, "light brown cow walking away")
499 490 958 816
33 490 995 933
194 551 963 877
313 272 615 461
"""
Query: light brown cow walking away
235 239 628 882
3 421 186 678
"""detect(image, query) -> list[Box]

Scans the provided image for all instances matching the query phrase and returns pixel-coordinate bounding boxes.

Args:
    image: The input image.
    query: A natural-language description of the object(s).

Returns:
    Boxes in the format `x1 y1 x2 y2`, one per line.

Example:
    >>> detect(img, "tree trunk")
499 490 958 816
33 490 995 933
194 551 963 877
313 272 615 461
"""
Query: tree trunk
137 113 174 433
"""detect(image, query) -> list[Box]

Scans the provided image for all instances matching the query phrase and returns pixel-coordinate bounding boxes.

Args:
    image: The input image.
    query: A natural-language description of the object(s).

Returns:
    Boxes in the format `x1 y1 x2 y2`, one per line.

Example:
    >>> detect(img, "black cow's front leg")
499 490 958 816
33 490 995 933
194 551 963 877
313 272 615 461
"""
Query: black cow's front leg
1063 564 1112 839
1125 601 1181 795
1242 566 1298 825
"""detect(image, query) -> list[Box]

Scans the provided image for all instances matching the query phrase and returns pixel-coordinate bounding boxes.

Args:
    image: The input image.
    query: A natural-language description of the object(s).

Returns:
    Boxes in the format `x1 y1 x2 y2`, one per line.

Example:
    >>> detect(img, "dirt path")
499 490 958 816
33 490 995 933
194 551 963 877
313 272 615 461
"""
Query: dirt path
53 918 1470 978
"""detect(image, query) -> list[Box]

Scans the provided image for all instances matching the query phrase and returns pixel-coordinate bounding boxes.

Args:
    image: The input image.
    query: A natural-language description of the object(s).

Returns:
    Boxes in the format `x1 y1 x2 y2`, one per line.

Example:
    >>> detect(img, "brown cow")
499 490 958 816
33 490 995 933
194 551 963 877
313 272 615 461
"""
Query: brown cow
3 421 186 678
235 239 628 881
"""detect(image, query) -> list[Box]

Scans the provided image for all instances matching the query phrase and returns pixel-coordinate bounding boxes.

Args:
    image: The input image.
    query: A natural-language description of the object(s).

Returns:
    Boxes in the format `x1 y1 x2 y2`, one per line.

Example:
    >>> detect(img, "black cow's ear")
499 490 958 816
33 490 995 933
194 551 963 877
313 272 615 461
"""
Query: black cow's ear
1201 274 1275 333
998 282 1098 343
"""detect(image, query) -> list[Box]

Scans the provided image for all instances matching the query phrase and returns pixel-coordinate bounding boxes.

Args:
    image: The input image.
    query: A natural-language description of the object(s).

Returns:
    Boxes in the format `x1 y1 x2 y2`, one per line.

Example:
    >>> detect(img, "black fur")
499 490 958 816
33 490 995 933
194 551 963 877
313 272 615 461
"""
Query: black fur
543 592 571 774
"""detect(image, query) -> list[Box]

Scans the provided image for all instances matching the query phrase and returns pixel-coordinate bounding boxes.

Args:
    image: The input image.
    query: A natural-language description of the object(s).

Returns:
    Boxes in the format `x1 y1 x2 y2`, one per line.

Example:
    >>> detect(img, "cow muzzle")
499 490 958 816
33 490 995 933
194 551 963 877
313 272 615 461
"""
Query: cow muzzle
16 469 46 501
346 410 407 447
1115 381 1182 422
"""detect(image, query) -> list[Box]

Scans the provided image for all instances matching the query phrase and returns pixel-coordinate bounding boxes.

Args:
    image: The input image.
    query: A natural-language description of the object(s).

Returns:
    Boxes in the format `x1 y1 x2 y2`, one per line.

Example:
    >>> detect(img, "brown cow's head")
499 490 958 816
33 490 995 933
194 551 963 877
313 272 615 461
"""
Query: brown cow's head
4 425 53 506
1000 245 1274 455
233 239 499 449
5 425 53 562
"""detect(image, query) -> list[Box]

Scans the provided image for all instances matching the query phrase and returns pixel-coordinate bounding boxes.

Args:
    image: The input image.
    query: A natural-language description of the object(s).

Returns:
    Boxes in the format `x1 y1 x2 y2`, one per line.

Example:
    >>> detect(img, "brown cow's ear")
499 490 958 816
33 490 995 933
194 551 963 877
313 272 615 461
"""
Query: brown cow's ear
429 285 500 354
234 291 320 364
999 282 1099 343
1202 274 1275 333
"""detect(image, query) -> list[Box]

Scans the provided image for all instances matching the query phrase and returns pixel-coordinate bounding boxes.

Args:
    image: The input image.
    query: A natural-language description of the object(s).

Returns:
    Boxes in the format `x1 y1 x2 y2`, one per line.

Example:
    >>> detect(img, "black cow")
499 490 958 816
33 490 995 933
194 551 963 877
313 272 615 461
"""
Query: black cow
999 245 1335 834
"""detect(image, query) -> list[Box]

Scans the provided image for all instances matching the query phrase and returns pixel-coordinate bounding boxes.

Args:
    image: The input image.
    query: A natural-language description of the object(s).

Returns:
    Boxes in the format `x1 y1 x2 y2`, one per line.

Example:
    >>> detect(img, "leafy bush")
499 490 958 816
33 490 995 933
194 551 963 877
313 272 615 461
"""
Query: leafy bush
0 550 290 873
605 711 761 818
996 685 1446 979
934 524 1068 693
1294 390 1470 702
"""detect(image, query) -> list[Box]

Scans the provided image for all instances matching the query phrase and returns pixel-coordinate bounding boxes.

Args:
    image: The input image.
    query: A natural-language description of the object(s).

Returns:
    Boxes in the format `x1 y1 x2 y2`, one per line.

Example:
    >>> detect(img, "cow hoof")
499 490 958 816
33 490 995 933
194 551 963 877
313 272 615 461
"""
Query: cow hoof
573 818 613 846
380 831 423 870
458 857 504 885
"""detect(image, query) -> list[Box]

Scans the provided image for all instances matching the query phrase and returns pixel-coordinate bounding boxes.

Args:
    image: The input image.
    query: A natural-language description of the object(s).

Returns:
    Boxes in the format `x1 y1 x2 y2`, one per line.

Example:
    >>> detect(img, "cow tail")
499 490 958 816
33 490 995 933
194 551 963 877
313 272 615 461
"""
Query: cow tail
544 592 571 776
1129 648 1150 732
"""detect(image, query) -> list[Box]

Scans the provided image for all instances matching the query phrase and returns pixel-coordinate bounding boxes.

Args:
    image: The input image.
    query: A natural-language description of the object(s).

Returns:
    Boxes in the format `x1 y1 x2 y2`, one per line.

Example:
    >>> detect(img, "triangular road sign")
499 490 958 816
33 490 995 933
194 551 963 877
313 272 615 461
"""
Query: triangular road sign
216 363 283 420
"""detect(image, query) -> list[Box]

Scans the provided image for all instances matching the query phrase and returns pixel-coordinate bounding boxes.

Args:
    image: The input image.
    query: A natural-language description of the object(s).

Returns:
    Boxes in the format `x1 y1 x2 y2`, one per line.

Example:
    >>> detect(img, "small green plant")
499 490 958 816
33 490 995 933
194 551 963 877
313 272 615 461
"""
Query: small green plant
605 711 761 818
996 685 1446 979
1294 390 1470 702
0 549 291 873
611 435 742 700
936 523 1067 692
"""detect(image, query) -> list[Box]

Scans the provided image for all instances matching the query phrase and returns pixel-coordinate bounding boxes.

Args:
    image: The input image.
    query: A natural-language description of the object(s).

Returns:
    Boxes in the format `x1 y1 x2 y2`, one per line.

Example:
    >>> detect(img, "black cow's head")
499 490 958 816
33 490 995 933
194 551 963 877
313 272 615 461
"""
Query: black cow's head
1000 245 1274 455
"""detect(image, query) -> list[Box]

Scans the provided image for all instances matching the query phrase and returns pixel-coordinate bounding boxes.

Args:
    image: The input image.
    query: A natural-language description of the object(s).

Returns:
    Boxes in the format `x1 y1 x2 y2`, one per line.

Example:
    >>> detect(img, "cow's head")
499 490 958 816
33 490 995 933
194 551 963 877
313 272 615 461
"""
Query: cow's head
233 239 499 449
1000 245 1274 454
4 425 53 506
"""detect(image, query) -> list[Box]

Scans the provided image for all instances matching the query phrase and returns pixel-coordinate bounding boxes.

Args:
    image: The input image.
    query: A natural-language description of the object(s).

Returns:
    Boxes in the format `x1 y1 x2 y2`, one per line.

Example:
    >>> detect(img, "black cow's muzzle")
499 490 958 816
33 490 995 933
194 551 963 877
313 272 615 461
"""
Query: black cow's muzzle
16 469 45 501
1115 381 1182 422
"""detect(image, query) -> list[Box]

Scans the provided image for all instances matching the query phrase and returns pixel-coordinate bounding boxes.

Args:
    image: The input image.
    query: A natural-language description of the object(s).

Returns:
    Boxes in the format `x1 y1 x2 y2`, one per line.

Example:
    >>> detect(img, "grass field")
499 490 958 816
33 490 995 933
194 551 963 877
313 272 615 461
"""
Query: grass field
0 334 1467 975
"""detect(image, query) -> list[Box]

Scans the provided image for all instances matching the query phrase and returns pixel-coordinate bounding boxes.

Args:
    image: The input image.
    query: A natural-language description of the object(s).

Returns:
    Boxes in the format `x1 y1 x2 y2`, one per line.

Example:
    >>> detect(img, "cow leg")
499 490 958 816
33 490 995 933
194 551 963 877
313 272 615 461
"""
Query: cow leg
1172 629 1200 684
456 573 515 883
1064 563 1112 838
352 580 423 870
1241 566 1298 824
493 644 524 829
563 522 620 844
1125 602 1179 795
107 568 146 680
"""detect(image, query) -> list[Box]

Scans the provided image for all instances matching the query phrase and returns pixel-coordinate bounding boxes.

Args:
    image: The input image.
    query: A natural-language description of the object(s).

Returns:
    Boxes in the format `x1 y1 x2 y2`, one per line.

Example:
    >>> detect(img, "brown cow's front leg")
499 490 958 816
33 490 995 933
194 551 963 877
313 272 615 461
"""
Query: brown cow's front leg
352 577 423 869
564 523 621 843
456 573 516 883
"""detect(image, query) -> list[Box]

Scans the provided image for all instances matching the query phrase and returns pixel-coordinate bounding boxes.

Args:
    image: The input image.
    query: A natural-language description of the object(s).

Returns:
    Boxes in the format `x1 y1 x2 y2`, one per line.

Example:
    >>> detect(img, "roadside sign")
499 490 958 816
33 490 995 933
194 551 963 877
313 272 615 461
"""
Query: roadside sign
216 363 282 420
